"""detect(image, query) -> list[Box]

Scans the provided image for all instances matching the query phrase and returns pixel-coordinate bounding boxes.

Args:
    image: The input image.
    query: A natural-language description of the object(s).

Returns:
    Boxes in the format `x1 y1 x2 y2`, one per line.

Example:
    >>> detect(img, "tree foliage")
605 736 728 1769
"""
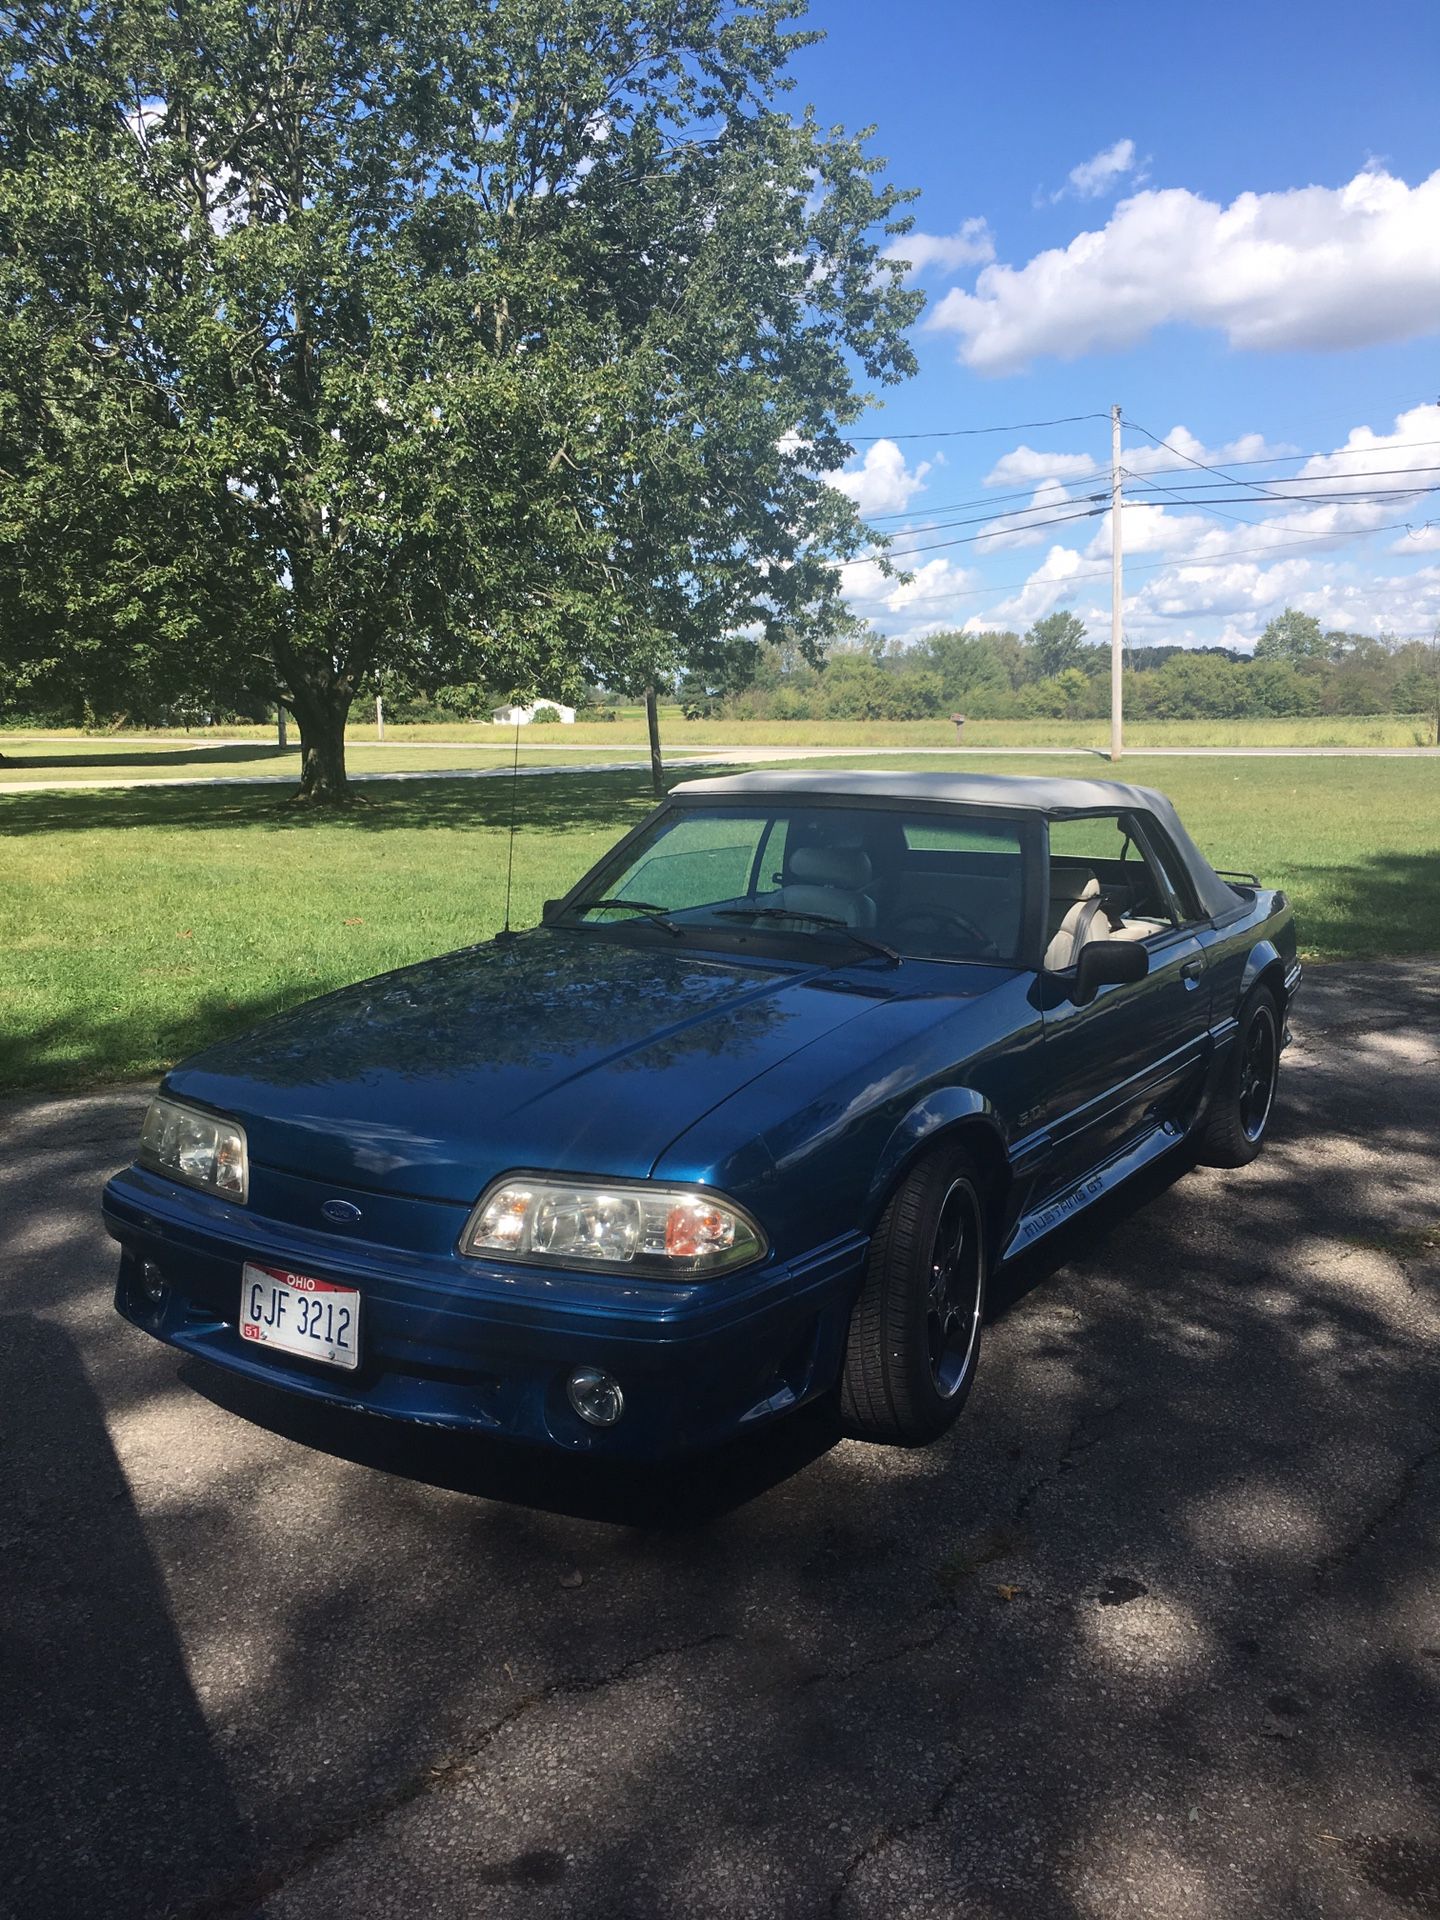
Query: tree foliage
711 611 1440 726
0 0 919 798
1025 610 1088 679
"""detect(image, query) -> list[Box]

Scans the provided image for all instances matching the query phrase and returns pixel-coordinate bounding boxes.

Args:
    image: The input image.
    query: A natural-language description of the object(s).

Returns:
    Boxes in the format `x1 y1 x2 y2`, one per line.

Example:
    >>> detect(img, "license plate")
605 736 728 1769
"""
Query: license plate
240 1262 361 1371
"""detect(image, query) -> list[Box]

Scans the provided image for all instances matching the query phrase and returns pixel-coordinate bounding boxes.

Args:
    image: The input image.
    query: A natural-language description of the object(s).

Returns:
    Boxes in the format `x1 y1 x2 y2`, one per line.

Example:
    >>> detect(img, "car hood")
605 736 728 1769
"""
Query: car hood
164 932 896 1202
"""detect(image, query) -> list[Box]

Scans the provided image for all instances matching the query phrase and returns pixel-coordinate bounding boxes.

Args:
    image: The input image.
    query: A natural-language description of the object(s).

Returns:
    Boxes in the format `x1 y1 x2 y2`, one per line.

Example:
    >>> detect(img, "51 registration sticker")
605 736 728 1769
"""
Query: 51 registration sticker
240 1262 361 1371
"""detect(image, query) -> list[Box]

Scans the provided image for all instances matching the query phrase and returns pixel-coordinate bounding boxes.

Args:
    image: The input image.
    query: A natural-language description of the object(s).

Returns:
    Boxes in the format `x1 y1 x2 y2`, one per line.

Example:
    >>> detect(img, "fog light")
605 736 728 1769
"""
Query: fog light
566 1366 624 1428
139 1260 168 1305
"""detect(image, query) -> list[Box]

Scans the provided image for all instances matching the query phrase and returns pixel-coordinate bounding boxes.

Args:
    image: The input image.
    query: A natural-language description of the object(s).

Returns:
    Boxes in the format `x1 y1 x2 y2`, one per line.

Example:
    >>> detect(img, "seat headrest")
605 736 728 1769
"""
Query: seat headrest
789 845 873 890
1049 869 1099 905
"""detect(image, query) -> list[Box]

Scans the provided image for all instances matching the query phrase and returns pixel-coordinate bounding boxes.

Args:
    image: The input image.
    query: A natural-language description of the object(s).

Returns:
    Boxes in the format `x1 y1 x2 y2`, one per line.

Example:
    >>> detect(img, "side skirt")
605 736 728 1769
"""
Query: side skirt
1000 1120 1189 1263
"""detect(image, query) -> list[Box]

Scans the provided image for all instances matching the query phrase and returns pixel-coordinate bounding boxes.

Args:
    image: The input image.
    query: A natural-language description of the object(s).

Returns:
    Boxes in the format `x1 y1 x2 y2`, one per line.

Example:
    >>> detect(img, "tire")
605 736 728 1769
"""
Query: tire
840 1145 988 1446
1196 986 1281 1168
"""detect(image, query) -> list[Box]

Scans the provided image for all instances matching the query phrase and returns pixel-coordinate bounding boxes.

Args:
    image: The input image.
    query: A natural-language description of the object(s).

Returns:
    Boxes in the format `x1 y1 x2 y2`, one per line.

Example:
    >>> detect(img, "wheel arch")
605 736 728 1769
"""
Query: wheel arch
1238 938 1287 1009
864 1091 1012 1253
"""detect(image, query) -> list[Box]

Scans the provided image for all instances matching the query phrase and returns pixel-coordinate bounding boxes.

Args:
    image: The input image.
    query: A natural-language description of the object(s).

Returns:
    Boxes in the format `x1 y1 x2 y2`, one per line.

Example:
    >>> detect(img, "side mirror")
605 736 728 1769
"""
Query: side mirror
541 898 563 924
1071 939 1148 1005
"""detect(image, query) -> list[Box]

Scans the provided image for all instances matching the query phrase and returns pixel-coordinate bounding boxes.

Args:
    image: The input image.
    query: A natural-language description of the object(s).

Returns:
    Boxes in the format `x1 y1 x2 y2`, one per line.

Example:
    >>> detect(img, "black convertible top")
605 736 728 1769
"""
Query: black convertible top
670 768 1241 919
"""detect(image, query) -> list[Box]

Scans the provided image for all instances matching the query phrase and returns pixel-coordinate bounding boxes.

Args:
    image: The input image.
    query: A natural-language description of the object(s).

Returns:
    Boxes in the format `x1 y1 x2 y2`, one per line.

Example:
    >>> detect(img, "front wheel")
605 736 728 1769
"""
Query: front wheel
1197 986 1281 1168
840 1145 988 1446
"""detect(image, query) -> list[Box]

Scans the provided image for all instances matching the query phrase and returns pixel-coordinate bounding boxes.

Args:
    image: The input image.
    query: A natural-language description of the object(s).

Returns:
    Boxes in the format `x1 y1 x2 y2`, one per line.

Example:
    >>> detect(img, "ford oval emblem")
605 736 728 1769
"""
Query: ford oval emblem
321 1199 362 1225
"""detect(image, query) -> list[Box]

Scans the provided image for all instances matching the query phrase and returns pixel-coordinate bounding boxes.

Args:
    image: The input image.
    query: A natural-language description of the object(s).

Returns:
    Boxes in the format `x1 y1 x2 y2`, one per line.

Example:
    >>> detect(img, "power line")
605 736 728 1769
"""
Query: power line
876 474 1440 549
872 513 1438 605
862 457 1440 528
1125 459 1440 498
1122 470 1440 532
1125 436 1440 481
863 493 1109 542
1121 416 1309 502
842 505 1105 566
845 410 1109 443
863 479 1103 522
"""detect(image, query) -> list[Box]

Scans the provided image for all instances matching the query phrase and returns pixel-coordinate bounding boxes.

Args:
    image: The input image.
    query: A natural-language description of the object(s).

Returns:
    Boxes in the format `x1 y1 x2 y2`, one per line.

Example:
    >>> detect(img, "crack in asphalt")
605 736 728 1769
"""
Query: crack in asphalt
825 1767 966 1917
819 1419 1440 1911
1014 1396 1129 1522
178 1631 731 1920
1313 1430 1440 1592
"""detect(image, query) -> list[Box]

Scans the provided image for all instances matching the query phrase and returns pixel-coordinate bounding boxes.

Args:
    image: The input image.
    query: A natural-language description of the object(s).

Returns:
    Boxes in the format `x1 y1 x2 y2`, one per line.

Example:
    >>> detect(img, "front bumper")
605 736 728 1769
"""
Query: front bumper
103 1169 865 1459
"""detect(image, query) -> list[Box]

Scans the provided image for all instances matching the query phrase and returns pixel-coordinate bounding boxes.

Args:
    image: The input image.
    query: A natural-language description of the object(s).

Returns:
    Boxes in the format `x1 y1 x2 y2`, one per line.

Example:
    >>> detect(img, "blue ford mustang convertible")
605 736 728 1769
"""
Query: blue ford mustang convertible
105 772 1300 1456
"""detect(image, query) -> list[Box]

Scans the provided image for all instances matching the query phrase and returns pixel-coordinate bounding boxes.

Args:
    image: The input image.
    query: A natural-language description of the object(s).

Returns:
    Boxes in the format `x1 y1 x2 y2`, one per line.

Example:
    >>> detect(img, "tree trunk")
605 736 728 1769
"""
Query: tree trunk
277 704 288 750
290 687 352 805
645 686 664 798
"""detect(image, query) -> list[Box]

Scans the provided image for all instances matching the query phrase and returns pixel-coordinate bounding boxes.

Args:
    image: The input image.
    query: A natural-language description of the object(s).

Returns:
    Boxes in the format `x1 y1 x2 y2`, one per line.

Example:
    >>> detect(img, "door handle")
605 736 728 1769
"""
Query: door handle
1181 958 1204 985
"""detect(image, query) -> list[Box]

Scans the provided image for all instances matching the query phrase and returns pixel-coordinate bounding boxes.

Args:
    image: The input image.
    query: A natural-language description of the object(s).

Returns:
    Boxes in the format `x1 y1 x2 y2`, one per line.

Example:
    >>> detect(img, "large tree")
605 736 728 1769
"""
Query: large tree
1025 609 1088 679
1254 607 1327 663
0 0 920 800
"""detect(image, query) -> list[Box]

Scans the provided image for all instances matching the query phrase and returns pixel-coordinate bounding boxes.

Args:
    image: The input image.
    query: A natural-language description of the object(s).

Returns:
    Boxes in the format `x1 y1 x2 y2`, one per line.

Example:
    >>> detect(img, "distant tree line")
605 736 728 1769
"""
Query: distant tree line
8 605 1437 737
688 609 1440 726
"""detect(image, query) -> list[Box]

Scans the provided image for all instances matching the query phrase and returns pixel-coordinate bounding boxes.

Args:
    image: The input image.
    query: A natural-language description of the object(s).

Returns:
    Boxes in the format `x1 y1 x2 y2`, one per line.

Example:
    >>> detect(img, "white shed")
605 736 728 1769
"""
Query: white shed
490 699 577 726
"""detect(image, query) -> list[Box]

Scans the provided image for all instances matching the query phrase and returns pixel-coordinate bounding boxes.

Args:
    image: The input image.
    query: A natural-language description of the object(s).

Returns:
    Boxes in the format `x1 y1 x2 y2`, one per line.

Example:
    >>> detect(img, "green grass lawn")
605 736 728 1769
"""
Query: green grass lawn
0 738 645 785
2 752 1437 1093
4 708 1435 766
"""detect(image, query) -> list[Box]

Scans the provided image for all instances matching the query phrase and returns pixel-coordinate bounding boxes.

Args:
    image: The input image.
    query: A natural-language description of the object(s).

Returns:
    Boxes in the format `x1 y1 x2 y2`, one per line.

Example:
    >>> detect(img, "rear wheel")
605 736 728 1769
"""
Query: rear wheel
840 1145 988 1446
1197 986 1281 1168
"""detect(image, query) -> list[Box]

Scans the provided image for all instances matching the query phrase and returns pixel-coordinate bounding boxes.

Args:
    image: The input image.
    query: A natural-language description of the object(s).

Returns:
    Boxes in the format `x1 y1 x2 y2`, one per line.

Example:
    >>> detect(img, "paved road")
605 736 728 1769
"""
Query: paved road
3 741 1436 793
4 961 1439 1920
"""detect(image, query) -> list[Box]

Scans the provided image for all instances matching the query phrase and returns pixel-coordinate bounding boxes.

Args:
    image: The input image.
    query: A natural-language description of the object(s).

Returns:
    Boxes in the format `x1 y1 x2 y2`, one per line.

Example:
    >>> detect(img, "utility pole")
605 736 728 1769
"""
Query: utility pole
1110 402 1124 763
277 703 288 750
375 693 385 741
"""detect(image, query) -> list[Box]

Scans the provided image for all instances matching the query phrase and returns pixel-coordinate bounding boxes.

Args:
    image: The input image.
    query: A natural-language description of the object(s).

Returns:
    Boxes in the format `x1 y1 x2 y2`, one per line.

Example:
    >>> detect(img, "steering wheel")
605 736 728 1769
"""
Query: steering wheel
890 907 1000 960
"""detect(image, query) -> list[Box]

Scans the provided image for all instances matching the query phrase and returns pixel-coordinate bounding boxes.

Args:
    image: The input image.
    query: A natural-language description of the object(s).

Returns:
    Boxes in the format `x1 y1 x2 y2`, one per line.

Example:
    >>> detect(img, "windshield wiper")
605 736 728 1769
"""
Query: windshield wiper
567 897 683 938
713 906 899 965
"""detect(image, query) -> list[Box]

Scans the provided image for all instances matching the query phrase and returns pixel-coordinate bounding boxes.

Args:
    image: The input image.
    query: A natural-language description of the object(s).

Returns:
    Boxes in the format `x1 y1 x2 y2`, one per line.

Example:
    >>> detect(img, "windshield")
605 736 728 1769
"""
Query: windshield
563 803 1030 963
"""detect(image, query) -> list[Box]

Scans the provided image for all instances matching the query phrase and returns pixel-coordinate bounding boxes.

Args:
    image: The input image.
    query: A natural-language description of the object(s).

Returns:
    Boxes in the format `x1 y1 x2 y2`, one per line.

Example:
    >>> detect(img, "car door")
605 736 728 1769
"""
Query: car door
1034 811 1212 1202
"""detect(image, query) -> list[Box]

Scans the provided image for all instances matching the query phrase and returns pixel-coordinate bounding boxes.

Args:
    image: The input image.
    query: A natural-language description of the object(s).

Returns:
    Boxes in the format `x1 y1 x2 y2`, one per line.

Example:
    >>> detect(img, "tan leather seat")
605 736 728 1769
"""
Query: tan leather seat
779 845 877 927
1104 914 1167 943
1044 872 1108 970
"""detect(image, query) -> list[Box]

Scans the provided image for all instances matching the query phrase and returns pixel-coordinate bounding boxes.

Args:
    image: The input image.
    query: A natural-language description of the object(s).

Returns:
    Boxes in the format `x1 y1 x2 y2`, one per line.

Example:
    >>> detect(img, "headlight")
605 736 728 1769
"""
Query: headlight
460 1175 766 1276
138 1095 248 1201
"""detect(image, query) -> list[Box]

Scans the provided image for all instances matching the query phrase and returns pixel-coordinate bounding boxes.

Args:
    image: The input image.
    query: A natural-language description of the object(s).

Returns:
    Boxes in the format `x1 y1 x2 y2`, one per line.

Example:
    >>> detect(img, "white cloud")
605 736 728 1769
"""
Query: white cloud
1054 138 1141 202
843 553 976 624
840 406 1440 646
1101 406 1440 559
1289 402 1440 497
928 167 1440 373
961 544 1092 631
983 445 1098 488
829 440 932 517
975 480 1083 550
882 220 995 281
1122 426 1296 476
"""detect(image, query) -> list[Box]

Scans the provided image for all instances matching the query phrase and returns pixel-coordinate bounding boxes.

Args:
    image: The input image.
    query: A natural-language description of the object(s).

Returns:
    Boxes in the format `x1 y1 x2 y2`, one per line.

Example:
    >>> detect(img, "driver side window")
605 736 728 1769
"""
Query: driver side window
1045 814 1177 970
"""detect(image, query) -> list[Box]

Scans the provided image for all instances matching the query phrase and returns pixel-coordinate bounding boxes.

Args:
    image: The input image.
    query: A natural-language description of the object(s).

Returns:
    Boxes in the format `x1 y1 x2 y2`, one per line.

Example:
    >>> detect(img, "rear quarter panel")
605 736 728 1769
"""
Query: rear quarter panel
1196 887 1299 1031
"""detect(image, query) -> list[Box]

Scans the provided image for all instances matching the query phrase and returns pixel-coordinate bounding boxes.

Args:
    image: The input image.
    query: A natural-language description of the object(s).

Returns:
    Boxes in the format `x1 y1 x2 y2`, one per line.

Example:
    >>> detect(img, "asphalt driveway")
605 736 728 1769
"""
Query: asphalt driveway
3 960 1438 1920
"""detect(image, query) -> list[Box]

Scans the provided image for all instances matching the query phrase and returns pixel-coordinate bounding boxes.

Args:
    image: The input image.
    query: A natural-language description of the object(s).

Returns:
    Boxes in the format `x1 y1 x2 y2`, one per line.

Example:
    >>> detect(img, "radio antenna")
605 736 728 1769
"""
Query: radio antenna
497 720 522 943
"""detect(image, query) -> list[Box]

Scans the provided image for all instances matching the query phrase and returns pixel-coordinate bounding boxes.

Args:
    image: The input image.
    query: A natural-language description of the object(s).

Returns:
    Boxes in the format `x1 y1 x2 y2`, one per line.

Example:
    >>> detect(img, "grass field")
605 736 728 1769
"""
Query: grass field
3 752 1437 1094
0 738 640 786
3 708 1435 767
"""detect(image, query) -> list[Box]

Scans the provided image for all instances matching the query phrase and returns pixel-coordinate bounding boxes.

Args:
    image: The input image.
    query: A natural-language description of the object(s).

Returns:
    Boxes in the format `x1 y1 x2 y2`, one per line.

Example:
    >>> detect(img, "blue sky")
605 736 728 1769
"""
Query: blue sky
795 0 1440 649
